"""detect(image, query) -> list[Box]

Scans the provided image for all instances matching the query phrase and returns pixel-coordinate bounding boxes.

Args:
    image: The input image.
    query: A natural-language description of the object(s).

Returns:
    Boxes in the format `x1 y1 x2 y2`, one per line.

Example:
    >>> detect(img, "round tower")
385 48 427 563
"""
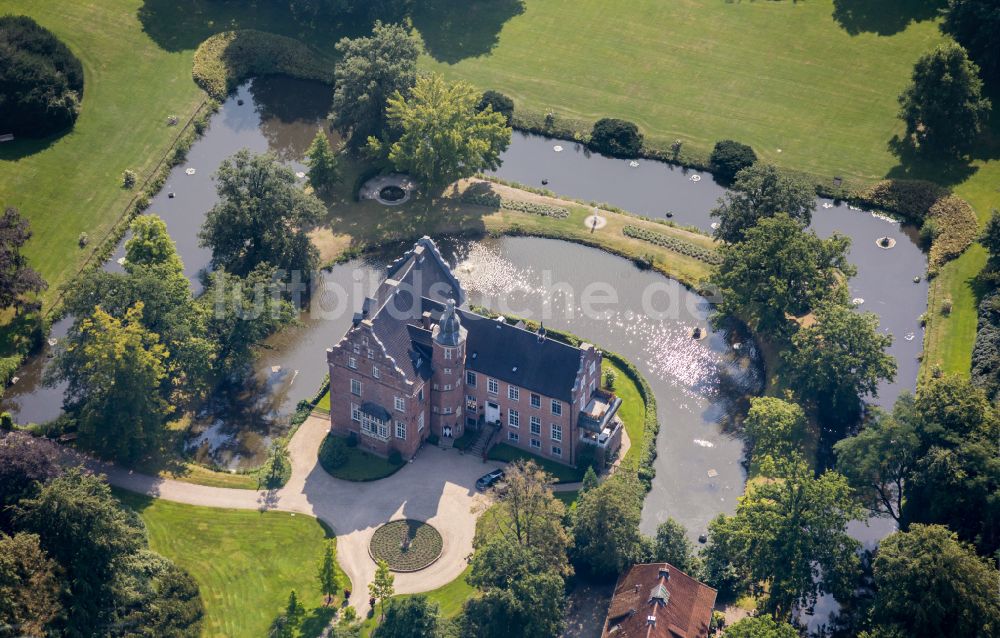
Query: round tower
430 299 467 440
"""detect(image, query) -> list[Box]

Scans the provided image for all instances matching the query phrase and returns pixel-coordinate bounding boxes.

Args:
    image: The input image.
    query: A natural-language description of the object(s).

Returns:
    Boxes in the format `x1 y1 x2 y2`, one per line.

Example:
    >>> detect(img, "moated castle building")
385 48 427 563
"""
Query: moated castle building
326 237 623 467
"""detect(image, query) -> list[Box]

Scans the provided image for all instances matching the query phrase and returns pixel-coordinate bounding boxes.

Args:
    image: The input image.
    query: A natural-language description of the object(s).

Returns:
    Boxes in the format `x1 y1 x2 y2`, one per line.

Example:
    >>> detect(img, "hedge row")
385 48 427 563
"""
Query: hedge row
461 191 570 218
927 195 979 269
971 291 1000 402
192 30 334 101
622 225 722 265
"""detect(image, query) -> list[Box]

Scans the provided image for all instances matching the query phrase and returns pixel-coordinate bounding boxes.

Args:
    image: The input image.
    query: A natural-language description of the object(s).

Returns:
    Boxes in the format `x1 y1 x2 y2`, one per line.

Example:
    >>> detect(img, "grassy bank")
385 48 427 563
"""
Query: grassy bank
116 492 350 638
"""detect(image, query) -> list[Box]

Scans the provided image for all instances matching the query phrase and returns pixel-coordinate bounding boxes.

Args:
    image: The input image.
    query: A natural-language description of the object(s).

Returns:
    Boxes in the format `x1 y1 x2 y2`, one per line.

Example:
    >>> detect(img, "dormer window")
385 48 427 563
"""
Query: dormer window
444 347 453 360
372 365 380 379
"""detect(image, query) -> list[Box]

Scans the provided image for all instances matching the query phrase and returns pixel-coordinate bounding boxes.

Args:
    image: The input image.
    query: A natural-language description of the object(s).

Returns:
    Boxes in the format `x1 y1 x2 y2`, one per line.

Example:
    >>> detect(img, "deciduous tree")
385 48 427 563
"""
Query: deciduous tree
47 303 170 462
318 540 338 606
370 73 511 191
709 163 814 244
652 518 699 575
0 532 62 637
199 150 324 279
707 457 864 620
331 22 419 145
941 0 1000 86
872 524 1000 638
898 43 991 156
712 214 854 341
369 559 394 620
725 615 799 638
378 595 439 638
742 396 808 466
571 472 646 578
783 301 896 427
0 207 46 313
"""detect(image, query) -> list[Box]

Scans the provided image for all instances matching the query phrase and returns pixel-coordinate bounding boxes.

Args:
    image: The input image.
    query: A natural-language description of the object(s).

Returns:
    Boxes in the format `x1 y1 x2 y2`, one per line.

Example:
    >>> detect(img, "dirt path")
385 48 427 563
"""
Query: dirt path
73 415 501 618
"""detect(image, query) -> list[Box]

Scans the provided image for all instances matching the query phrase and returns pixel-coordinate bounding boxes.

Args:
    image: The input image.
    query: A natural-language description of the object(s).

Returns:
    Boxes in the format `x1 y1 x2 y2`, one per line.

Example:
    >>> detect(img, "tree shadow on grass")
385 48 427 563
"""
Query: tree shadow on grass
412 0 525 64
136 0 355 53
298 606 338 638
884 135 980 187
0 131 64 162
832 0 946 36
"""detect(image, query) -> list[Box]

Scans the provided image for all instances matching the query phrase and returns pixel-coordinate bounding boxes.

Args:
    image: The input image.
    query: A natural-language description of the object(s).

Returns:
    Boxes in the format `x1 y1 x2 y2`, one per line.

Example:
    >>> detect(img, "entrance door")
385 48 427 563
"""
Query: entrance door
486 402 500 424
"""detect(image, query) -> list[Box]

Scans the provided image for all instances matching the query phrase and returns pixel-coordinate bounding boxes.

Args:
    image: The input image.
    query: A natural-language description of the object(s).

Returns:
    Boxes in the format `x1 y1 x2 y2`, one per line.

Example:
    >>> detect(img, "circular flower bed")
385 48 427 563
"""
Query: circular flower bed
368 519 443 572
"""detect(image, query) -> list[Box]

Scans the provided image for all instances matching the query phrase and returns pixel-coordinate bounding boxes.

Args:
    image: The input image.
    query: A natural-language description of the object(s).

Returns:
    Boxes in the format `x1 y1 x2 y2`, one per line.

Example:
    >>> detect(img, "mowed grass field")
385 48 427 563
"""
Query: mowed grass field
417 0 942 183
116 491 350 638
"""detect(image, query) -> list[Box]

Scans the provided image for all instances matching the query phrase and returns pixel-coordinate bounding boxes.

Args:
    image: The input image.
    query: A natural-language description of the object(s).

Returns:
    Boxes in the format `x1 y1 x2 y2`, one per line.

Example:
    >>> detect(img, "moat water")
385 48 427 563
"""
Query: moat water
4 80 920 563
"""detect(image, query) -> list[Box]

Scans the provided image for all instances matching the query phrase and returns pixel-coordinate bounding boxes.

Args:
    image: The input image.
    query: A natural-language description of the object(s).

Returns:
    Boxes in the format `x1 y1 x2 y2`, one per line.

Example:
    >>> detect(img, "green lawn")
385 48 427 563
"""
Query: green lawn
359 566 475 637
488 443 586 483
115 491 350 638
318 434 406 481
603 359 644 468
418 0 942 185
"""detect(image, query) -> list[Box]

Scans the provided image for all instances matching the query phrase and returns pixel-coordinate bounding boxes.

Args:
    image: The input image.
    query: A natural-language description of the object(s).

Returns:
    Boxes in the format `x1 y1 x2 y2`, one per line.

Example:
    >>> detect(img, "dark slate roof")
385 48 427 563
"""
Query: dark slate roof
460 310 582 403
362 238 460 382
360 401 391 422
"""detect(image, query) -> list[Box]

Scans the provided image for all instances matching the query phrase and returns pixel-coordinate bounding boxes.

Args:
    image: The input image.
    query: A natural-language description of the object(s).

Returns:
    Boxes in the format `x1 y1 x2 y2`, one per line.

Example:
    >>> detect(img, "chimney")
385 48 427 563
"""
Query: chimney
537 322 547 343
646 615 656 627
421 311 432 329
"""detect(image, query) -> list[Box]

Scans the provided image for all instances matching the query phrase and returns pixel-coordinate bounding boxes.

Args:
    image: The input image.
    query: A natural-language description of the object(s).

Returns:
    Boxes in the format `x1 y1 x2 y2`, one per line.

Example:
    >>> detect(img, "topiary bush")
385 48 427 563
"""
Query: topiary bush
927 194 978 268
460 191 570 218
319 435 350 469
589 118 643 157
477 90 514 126
709 140 757 182
0 15 84 137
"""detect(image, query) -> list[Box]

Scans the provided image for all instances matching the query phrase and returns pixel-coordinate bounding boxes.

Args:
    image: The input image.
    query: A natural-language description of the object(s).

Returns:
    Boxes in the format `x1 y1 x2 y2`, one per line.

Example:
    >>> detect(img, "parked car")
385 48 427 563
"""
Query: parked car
476 469 505 491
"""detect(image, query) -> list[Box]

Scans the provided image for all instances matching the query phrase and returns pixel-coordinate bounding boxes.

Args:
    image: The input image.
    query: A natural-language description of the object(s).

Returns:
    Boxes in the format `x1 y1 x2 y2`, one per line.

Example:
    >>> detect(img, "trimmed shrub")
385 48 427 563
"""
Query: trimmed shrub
972 291 1000 401
709 140 757 182
319 435 350 469
192 30 334 100
0 15 84 137
477 90 514 126
622 225 722 264
928 194 978 267
388 449 403 466
590 118 643 157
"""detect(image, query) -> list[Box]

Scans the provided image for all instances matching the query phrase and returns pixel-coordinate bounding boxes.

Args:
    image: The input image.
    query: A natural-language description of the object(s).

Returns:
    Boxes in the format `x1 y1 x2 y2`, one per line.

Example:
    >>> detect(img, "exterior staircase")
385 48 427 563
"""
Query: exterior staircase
468 425 495 458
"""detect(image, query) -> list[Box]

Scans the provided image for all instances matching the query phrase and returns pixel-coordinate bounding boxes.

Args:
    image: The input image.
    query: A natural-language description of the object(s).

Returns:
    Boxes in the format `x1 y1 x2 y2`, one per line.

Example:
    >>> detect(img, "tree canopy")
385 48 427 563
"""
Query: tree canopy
652 518 699 575
706 457 863 620
0 531 62 636
370 73 511 191
871 524 1000 638
199 150 324 279
0 207 47 314
571 472 647 578
306 129 338 193
709 139 757 183
477 90 515 126
331 22 419 145
742 396 808 467
783 301 896 426
712 214 854 341
725 615 799 638
589 118 643 157
941 0 1000 86
0 15 84 137
377 595 440 638
898 43 991 157
47 303 171 462
710 163 815 244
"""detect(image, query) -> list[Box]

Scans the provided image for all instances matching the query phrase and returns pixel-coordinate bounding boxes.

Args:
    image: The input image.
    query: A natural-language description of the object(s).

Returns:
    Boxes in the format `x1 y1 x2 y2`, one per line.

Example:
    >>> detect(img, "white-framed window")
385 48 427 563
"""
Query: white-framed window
350 378 361 396
580 394 586 410
530 393 541 409
508 385 519 401
508 431 519 442
351 403 361 422
466 395 477 412
348 356 357 369
362 336 369 346
353 343 360 354
418 412 425 431
418 388 424 402
530 416 541 435
488 378 498 395
444 347 453 360
508 409 519 428
466 371 477 387
551 424 562 442
372 365 380 379
552 446 562 457
396 421 406 439
589 360 596 375
443 384 452 391
394 396 405 412
530 439 541 449
444 367 452 376
444 406 453 414
360 412 387 439
551 400 562 416
367 349 374 359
